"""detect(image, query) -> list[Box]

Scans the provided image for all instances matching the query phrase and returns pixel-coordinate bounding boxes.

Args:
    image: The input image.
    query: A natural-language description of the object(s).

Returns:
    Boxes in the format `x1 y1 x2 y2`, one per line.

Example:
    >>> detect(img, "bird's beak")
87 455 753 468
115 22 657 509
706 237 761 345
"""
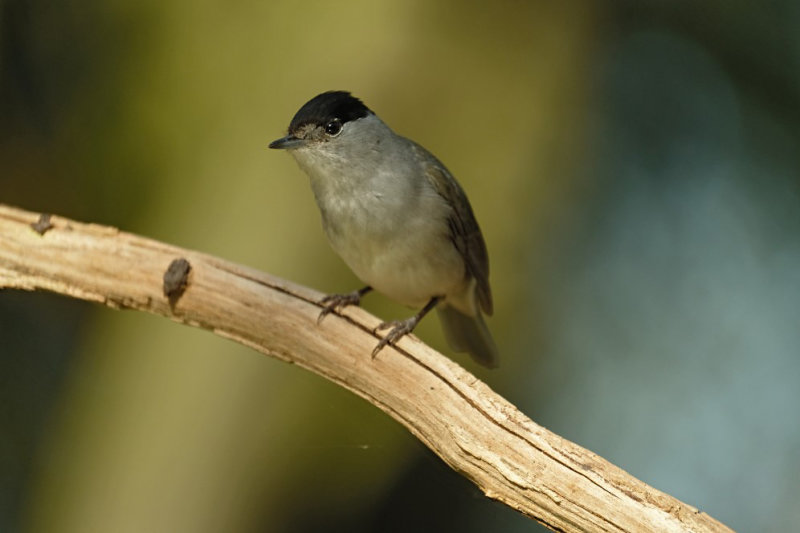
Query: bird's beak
268 134 306 150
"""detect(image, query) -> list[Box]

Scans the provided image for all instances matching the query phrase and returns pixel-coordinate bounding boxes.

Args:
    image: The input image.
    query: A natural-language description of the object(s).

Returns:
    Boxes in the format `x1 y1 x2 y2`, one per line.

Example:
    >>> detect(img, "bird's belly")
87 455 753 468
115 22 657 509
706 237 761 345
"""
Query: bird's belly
326 213 466 308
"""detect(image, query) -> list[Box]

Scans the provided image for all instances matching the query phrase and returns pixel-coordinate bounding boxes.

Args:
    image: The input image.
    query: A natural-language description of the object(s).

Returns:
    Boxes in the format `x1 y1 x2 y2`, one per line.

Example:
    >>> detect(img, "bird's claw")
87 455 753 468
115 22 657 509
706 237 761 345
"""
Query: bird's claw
317 291 364 324
371 318 417 358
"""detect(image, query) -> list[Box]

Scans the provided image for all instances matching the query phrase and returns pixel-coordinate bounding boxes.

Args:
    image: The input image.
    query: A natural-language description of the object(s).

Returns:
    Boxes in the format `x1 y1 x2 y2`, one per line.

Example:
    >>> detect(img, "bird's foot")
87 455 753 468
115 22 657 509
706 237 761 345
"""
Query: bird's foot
318 287 371 324
371 317 420 358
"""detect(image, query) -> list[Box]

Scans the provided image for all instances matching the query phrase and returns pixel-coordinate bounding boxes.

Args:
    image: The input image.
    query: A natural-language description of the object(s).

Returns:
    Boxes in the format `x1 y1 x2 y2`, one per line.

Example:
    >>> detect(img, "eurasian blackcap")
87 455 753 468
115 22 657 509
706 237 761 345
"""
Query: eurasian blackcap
269 91 497 367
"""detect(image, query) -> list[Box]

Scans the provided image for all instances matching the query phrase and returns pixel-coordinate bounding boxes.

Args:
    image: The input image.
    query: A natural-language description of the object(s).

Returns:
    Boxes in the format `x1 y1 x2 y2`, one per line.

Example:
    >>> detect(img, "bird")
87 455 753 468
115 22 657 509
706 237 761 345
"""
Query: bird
269 91 497 367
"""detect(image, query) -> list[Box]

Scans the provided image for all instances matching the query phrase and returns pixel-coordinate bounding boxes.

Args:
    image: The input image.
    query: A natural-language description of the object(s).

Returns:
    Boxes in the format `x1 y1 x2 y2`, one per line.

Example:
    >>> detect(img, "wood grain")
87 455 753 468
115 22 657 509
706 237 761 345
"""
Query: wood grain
0 204 732 532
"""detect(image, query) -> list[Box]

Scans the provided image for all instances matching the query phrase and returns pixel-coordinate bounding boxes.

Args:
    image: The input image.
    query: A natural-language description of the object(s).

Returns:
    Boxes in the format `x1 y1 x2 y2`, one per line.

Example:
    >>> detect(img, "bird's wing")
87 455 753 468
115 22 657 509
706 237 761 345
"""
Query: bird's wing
412 143 493 316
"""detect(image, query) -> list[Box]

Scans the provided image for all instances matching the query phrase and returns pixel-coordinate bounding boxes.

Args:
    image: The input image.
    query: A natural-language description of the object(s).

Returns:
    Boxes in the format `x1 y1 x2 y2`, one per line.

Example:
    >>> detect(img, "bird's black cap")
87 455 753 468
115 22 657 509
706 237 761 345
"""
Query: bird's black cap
288 91 371 133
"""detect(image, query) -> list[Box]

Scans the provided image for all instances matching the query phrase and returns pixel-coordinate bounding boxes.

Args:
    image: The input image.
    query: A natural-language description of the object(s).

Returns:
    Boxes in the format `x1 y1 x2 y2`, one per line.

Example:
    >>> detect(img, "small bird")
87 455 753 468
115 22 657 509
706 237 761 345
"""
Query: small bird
269 91 498 367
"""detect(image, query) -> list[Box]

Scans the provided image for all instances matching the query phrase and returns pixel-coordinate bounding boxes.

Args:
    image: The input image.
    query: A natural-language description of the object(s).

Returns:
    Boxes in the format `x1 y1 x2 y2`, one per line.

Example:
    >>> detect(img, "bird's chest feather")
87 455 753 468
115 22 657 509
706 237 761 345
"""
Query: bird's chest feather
318 180 422 270
298 152 465 306
314 174 462 304
308 161 420 244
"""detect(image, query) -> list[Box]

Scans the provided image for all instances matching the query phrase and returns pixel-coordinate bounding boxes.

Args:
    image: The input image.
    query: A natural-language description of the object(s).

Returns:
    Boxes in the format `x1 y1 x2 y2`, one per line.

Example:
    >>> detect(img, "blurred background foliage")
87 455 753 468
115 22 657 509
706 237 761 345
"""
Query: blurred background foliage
2 1 799 531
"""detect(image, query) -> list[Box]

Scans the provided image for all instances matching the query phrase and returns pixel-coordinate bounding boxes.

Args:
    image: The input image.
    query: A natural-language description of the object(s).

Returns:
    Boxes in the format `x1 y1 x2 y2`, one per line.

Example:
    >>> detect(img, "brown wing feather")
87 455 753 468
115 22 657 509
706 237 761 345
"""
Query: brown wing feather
411 143 493 316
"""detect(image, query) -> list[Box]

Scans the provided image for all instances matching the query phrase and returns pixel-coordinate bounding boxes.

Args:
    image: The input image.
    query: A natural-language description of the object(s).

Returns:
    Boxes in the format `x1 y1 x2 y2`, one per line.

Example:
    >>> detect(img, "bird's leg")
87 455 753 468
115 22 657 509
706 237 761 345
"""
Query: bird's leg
318 286 373 323
372 297 441 358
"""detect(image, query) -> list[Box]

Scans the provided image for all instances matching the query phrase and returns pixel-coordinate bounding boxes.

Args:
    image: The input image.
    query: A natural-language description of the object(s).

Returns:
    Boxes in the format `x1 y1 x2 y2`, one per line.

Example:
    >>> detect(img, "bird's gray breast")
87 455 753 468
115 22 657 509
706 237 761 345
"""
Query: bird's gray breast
312 161 432 256
310 163 463 307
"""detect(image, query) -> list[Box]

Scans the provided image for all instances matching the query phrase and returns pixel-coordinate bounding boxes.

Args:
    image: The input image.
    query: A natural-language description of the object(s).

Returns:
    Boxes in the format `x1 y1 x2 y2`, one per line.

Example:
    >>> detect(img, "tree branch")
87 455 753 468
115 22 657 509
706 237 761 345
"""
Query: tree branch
0 204 731 532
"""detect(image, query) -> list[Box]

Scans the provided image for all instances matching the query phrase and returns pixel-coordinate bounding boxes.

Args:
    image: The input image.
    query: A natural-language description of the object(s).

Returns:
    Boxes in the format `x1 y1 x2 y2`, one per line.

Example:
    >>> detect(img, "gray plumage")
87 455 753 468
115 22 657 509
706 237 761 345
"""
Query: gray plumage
269 91 498 367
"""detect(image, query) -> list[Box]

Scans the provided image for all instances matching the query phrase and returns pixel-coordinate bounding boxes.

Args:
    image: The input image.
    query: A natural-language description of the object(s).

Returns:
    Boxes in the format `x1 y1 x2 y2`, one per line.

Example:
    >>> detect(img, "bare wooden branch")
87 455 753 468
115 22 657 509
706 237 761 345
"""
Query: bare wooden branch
0 204 732 532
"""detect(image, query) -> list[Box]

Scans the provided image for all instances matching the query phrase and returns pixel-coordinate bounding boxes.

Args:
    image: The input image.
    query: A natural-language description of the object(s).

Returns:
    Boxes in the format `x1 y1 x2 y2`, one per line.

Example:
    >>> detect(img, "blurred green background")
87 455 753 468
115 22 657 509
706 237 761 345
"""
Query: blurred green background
2 1 799 531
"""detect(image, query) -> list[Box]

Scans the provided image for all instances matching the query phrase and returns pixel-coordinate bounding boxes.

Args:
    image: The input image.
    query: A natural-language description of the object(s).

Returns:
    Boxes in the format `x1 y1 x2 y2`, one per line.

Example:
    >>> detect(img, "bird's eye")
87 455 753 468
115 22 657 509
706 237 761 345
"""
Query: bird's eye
325 119 342 136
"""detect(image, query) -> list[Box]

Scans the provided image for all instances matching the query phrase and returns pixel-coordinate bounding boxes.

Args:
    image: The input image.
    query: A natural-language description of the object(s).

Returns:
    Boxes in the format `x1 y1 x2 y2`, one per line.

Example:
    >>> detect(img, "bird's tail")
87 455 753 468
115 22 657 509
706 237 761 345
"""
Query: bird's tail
437 306 498 368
